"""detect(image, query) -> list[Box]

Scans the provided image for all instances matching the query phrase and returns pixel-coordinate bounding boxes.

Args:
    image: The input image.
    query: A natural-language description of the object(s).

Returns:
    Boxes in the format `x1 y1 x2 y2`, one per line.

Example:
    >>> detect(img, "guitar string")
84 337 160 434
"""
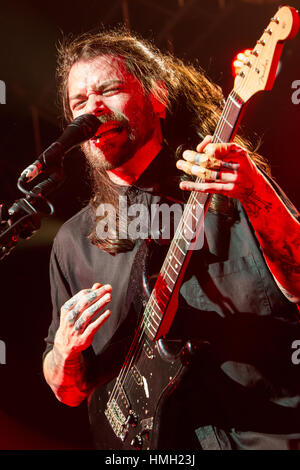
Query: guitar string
105 189 207 412
115 94 236 400
107 91 238 411
105 17 284 439
137 89 240 334
117 16 276 375
107 91 239 411
107 21 278 430
107 90 241 415
123 101 231 365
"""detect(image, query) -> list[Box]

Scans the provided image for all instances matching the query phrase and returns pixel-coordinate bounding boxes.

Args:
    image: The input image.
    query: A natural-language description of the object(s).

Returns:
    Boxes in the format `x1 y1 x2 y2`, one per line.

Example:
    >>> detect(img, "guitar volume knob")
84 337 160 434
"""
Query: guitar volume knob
130 434 143 450
126 410 138 427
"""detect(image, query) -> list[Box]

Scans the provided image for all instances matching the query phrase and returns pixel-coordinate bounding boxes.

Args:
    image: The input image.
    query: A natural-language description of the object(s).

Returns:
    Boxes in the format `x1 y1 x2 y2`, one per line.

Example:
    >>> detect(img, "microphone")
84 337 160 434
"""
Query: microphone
19 114 100 183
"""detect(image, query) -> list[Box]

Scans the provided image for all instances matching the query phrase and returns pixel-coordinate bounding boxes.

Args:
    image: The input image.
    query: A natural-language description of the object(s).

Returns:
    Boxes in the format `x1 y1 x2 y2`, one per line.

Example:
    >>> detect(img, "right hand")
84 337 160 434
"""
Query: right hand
54 283 112 358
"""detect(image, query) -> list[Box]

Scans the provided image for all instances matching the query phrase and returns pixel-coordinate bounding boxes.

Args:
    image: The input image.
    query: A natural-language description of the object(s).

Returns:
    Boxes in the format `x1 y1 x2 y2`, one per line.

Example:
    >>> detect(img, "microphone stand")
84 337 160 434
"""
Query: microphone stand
0 167 65 260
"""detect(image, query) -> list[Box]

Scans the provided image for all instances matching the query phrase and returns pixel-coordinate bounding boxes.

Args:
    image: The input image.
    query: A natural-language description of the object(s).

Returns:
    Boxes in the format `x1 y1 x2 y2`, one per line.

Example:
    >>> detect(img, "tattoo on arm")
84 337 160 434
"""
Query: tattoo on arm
267 239 300 278
243 188 273 218
46 346 89 398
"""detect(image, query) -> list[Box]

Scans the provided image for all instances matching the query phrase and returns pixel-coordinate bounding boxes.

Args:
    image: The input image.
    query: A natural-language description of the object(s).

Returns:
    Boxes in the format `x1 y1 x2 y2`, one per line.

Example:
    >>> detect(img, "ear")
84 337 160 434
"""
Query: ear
149 80 168 119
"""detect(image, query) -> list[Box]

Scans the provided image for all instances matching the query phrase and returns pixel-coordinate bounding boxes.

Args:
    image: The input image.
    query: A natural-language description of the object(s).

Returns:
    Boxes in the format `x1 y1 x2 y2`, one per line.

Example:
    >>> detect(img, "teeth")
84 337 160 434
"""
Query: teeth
93 126 122 144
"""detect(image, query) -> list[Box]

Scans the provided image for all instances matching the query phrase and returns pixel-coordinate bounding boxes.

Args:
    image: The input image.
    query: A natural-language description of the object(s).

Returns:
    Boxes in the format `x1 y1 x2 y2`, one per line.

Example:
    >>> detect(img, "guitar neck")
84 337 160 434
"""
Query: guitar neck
143 90 245 341
213 90 244 144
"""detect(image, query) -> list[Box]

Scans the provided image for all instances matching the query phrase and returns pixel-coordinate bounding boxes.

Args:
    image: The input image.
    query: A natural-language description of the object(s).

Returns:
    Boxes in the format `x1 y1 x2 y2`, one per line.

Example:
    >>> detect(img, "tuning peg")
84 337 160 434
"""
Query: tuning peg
264 28 273 35
270 16 280 24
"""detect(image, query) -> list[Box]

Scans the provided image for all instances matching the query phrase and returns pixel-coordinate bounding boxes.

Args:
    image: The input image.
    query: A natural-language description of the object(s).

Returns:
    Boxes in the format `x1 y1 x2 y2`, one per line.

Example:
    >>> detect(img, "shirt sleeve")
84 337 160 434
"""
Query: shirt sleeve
42 237 73 360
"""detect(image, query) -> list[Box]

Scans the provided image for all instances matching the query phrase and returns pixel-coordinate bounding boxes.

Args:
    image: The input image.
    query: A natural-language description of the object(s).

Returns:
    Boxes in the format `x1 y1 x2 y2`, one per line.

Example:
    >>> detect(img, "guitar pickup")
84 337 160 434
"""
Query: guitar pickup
131 365 143 386
143 340 154 359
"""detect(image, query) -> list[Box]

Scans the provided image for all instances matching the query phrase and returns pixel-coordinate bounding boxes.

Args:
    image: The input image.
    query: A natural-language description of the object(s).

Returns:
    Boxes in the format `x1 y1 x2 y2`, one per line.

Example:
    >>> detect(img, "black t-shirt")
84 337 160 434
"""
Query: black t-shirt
44 150 300 449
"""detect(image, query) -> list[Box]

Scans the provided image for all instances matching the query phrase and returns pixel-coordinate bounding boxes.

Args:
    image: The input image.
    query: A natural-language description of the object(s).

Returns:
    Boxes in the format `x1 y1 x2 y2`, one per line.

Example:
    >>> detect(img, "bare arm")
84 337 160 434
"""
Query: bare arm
241 170 300 301
43 283 112 406
177 136 300 300
43 347 89 407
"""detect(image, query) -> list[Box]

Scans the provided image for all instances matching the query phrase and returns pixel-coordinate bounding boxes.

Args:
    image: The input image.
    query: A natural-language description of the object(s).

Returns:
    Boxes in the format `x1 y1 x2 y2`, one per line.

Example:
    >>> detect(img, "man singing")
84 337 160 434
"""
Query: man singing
43 28 300 450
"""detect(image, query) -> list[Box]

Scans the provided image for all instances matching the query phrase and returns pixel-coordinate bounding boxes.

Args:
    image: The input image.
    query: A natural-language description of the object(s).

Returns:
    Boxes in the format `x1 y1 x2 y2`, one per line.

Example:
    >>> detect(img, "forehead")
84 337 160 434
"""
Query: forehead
67 55 140 95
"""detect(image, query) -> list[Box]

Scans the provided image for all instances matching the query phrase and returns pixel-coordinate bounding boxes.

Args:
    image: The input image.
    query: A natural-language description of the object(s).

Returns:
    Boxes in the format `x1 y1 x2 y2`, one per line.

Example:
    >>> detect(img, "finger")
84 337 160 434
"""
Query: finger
79 284 112 310
204 142 247 160
221 161 240 171
65 284 112 325
92 282 102 289
84 309 111 341
74 293 112 332
182 150 215 167
180 180 235 193
196 135 212 153
61 288 93 312
61 282 105 313
66 291 99 325
182 151 240 172
177 160 222 181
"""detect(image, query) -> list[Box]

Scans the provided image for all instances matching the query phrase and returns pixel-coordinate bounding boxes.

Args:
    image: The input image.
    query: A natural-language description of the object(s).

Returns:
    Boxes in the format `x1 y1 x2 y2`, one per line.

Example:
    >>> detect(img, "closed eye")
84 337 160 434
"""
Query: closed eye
72 100 86 110
102 87 122 96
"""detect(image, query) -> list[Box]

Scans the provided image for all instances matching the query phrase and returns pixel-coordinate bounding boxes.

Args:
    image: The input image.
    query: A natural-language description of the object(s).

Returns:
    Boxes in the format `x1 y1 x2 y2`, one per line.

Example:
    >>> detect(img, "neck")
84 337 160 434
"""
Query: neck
107 127 163 186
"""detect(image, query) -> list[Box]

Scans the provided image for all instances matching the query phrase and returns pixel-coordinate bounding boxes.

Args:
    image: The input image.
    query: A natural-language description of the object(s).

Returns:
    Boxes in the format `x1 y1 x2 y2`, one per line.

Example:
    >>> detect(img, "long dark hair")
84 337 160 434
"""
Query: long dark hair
56 27 269 254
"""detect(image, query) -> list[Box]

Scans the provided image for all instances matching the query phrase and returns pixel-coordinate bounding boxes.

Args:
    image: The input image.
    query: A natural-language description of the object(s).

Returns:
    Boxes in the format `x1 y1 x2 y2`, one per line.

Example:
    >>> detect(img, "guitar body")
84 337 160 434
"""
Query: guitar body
90 336 198 450
89 240 200 450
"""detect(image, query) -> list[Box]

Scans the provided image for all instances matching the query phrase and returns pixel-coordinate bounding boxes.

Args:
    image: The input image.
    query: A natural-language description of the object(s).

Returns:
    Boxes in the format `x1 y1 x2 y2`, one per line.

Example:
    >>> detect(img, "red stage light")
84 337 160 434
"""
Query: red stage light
232 48 252 77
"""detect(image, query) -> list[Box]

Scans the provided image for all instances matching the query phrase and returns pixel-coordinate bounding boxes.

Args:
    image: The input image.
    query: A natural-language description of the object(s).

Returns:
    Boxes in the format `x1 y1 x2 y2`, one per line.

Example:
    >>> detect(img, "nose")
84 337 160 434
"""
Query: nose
86 93 108 116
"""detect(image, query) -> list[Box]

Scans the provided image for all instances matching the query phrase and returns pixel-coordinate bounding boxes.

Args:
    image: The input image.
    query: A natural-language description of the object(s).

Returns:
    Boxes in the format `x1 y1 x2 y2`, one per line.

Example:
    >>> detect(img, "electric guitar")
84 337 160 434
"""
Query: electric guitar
89 6 300 450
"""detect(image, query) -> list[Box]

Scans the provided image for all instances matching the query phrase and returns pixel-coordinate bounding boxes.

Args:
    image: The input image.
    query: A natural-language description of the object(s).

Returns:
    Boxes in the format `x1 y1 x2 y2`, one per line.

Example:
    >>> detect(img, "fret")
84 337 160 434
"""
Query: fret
142 309 152 327
171 250 181 266
180 231 189 245
168 262 179 275
151 295 163 312
149 297 162 316
182 230 192 244
146 299 160 318
165 283 172 293
182 220 194 235
212 134 222 143
192 196 202 207
156 291 168 309
165 269 175 284
229 93 242 109
173 239 185 255
222 116 233 128
190 211 198 221
149 310 160 326
142 89 244 341
149 300 162 318
144 320 156 338
159 287 169 301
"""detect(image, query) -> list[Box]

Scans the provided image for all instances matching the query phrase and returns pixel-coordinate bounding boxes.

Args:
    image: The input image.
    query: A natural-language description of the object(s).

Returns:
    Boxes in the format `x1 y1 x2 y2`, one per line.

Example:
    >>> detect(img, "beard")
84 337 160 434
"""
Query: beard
81 97 157 174
81 110 133 171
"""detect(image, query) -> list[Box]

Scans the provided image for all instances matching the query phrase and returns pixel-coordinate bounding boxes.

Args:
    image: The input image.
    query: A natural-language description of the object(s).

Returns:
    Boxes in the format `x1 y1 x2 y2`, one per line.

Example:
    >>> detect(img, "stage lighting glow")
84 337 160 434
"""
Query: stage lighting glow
232 48 252 77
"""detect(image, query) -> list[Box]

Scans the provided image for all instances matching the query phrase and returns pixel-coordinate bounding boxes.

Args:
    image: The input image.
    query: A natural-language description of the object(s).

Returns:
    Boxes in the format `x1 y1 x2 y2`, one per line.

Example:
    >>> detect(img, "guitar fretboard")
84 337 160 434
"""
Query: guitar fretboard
143 90 244 341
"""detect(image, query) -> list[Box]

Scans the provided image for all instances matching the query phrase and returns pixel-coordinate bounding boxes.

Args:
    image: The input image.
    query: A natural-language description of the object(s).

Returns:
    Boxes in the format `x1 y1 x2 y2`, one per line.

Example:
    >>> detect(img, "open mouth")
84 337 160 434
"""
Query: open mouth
92 122 124 143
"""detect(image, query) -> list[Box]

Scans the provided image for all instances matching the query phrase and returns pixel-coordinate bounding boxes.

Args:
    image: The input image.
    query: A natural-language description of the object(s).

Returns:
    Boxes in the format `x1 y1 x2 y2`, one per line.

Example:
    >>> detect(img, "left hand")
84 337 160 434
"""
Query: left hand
176 135 263 203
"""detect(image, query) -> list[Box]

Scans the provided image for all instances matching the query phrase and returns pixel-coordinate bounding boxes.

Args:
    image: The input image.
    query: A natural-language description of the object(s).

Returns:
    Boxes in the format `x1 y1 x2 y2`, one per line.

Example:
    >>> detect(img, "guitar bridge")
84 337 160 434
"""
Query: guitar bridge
105 398 128 441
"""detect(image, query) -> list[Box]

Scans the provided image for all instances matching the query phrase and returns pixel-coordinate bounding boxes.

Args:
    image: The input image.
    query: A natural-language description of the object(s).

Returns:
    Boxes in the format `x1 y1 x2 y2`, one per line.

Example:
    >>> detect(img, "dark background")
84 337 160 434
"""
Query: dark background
0 0 299 449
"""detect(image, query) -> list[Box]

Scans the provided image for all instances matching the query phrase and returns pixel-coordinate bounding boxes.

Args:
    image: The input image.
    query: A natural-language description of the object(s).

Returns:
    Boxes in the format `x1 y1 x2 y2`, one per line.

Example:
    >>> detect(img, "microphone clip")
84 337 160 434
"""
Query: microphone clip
0 168 65 261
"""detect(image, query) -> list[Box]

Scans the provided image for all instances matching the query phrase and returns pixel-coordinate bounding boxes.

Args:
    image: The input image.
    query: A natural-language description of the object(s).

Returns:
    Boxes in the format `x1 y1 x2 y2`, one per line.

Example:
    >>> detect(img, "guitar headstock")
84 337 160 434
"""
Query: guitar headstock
234 5 300 103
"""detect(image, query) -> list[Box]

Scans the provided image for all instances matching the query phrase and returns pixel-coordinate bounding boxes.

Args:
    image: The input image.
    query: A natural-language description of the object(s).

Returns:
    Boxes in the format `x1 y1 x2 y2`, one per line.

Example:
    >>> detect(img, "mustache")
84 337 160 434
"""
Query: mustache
96 111 129 129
